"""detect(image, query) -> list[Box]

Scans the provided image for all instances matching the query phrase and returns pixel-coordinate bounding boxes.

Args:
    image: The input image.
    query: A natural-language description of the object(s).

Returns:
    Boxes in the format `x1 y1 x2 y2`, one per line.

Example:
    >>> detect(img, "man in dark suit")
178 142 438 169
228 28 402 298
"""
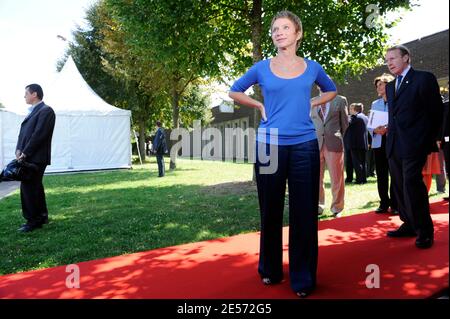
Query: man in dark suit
384 45 443 248
152 121 167 177
16 84 55 232
346 103 368 184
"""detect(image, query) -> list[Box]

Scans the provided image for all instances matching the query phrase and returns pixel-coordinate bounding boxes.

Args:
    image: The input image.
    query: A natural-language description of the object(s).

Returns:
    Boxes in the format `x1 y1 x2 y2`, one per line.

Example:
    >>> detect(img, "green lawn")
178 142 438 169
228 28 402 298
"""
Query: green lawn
0 157 444 275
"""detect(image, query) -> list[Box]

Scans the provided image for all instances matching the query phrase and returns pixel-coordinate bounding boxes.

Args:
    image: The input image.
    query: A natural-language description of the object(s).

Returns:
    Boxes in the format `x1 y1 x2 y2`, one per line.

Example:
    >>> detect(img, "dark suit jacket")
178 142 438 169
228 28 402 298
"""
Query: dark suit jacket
152 127 167 155
386 68 443 159
345 113 368 150
16 102 56 165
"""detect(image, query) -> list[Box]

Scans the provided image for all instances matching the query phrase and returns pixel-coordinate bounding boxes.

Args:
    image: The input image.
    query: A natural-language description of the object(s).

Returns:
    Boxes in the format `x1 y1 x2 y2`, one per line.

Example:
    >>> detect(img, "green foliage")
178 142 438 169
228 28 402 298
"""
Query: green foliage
106 0 231 79
179 85 212 128
207 0 412 82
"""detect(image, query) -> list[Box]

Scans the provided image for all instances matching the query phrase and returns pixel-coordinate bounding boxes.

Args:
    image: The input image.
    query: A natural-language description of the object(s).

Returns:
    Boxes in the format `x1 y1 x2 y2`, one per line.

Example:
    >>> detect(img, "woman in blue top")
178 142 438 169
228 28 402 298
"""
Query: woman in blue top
229 10 337 298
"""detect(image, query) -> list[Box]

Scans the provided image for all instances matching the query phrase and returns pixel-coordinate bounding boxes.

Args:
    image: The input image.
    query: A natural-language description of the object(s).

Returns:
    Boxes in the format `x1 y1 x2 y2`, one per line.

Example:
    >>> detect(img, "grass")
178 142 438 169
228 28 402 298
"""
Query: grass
0 157 444 275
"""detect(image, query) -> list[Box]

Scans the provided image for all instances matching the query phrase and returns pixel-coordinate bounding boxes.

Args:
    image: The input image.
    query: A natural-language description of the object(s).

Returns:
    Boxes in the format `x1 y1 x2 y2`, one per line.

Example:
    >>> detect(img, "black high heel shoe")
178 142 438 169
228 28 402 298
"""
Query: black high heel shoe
261 277 282 285
295 287 315 298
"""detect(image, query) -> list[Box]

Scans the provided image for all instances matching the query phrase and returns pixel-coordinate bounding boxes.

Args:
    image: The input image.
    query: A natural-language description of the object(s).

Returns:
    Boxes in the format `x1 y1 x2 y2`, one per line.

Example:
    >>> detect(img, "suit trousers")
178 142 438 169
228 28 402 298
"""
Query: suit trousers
319 145 345 213
373 138 397 210
366 149 375 177
20 164 48 226
388 148 433 237
344 148 353 182
351 149 367 183
255 139 319 292
156 154 165 177
434 149 446 192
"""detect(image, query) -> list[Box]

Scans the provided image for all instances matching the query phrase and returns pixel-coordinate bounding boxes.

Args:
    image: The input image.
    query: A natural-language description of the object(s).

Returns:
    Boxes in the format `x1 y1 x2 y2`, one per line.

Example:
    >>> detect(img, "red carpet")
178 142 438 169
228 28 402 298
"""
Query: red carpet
0 201 448 299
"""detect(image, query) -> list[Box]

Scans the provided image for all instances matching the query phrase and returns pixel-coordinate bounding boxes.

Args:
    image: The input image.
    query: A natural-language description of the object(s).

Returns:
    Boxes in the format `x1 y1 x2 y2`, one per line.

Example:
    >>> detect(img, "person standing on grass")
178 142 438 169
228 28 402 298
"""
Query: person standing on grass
384 45 443 249
229 10 337 298
310 91 349 217
345 103 368 184
368 73 398 214
152 121 167 177
16 84 55 233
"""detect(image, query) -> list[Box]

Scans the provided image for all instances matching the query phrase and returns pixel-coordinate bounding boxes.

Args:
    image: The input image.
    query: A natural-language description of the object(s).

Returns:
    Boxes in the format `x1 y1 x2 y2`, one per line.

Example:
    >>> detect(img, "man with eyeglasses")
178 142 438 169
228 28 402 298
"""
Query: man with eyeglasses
384 45 443 249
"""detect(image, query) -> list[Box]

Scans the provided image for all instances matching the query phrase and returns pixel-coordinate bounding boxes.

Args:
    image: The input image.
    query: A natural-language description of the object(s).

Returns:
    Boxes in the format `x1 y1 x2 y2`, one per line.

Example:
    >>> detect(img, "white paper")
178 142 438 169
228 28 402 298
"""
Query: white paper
367 110 389 129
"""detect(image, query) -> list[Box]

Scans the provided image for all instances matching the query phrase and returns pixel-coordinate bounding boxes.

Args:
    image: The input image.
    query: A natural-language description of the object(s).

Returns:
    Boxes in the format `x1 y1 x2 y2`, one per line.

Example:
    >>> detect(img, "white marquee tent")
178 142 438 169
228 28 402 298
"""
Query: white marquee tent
0 56 132 173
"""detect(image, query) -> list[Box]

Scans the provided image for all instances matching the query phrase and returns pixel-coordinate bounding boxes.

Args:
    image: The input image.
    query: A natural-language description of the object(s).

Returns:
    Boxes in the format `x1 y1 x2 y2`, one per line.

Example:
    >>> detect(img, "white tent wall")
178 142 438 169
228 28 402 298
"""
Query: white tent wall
1 109 131 173
60 114 131 172
1 56 132 173
0 109 24 168
49 114 71 171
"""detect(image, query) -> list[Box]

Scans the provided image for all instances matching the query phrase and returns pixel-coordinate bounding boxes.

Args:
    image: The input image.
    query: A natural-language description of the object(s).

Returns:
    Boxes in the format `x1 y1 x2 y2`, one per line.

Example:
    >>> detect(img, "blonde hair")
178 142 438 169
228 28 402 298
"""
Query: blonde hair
271 10 303 49
373 73 395 87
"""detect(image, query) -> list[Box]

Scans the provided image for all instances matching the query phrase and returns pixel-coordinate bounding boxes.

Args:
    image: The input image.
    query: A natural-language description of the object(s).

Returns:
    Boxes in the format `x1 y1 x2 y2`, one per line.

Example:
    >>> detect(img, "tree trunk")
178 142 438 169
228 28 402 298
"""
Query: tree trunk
138 121 146 162
170 83 180 170
250 0 263 182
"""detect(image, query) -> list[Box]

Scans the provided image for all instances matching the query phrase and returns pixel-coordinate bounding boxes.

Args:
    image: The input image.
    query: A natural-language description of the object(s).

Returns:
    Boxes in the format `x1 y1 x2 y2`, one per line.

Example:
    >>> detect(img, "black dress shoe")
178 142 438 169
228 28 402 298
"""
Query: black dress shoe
375 207 389 214
415 236 434 249
387 224 416 238
18 224 42 233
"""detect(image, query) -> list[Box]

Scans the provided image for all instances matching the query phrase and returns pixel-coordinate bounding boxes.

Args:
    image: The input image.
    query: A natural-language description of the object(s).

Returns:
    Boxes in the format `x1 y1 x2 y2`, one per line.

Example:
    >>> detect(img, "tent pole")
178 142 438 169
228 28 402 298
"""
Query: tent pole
130 116 143 166
134 129 143 166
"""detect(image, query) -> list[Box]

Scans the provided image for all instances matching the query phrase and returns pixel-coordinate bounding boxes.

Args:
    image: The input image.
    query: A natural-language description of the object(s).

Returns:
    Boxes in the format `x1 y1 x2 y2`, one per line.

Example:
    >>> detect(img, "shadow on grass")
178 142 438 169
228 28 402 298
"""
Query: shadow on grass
0 163 398 275
0 175 261 275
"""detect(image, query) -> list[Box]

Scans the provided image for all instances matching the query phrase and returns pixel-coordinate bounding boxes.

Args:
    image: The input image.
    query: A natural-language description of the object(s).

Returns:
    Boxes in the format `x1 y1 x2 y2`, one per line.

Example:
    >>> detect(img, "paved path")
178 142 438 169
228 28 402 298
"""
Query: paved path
0 181 20 200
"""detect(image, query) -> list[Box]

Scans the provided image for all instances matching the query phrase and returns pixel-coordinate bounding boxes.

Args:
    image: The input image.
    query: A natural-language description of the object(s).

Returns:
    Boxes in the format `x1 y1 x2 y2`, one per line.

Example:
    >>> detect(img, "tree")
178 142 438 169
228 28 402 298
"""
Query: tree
0 101 4 109
60 1 169 161
179 84 212 128
105 0 238 169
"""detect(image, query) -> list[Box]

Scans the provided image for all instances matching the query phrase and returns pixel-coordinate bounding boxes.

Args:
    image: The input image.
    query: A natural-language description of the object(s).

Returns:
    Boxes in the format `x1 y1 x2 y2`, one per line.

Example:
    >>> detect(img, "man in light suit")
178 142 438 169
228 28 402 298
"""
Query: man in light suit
385 45 443 248
311 93 349 216
16 84 55 232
